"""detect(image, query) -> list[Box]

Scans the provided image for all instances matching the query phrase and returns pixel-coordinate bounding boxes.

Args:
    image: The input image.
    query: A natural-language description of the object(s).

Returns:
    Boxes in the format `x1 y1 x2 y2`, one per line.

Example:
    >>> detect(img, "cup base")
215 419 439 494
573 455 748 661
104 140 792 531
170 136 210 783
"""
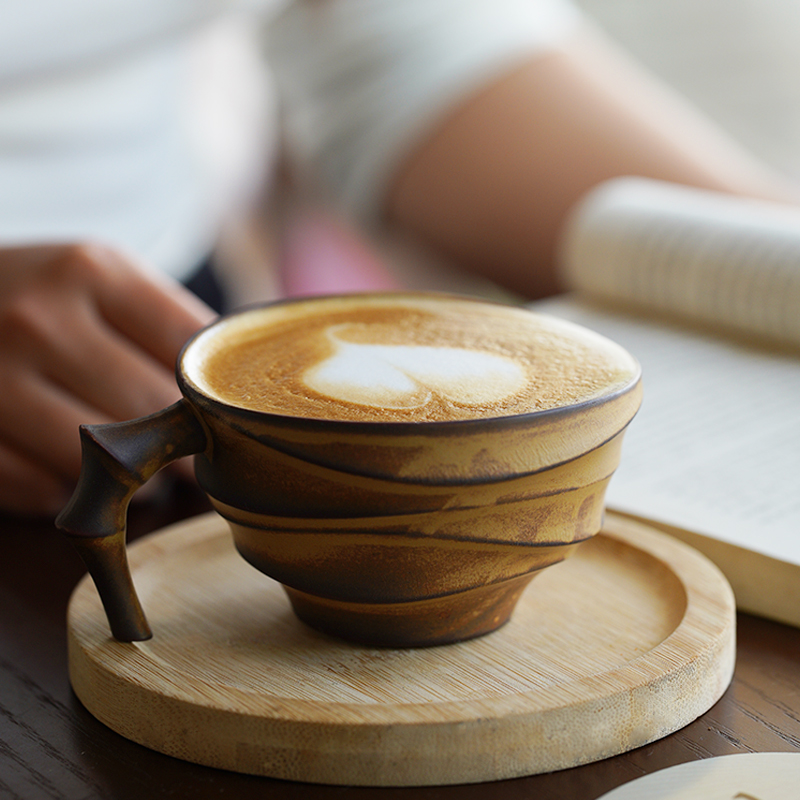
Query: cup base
283 572 539 647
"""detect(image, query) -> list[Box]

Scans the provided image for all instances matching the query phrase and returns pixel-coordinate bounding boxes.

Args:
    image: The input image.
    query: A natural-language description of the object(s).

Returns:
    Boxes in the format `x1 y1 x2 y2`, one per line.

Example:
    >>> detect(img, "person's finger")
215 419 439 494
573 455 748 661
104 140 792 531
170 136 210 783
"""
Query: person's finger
43 307 182 423
13 243 216 371
0 367 114 481
0 288 182 424
0 440 70 517
86 246 217 366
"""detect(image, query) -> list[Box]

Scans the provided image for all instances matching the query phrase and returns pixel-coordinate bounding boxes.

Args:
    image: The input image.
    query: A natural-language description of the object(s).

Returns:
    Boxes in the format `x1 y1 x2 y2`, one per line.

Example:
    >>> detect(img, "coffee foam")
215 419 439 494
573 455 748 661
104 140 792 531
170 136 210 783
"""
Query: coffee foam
184 295 639 423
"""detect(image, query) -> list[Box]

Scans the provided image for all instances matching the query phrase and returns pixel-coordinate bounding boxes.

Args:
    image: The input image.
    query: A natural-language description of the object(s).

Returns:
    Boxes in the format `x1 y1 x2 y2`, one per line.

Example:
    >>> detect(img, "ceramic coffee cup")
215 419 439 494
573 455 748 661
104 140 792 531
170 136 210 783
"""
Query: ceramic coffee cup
56 293 642 647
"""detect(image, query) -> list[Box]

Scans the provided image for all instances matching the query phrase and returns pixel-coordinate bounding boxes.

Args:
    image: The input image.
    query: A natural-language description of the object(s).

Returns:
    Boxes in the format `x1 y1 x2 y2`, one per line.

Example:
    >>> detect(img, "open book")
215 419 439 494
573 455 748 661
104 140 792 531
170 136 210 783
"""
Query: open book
536 178 800 628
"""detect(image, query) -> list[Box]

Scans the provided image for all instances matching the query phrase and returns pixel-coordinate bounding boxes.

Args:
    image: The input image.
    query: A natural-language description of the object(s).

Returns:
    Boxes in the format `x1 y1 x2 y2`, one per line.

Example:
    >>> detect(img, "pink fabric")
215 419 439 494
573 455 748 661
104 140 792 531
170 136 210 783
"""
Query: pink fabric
279 211 402 297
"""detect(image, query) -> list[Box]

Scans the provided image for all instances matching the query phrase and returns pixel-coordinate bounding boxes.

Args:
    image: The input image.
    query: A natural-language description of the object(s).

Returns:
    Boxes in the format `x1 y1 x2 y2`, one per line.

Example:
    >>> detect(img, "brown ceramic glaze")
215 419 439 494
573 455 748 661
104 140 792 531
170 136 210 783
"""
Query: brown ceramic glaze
57 293 642 646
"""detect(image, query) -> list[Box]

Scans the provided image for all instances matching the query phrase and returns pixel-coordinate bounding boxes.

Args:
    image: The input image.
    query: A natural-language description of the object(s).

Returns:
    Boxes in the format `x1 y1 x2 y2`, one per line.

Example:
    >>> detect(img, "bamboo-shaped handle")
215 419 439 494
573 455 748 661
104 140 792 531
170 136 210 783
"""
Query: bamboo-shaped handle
56 400 207 641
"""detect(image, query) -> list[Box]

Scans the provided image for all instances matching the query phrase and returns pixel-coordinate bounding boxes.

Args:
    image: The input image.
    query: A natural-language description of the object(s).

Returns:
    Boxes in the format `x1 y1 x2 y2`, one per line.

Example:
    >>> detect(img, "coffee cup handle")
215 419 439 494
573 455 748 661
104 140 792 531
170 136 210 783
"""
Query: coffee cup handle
56 400 207 642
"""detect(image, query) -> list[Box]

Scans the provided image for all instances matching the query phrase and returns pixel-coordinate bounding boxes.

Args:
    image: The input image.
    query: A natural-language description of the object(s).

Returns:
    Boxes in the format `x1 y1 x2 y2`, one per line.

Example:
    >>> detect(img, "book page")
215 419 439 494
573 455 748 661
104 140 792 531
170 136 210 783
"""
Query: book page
536 295 800 567
559 178 800 347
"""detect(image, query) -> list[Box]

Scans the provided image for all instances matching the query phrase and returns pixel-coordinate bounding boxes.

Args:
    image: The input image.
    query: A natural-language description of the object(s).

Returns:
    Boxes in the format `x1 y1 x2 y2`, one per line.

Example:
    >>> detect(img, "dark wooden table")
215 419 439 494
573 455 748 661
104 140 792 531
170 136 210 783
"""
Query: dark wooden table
3 481 800 800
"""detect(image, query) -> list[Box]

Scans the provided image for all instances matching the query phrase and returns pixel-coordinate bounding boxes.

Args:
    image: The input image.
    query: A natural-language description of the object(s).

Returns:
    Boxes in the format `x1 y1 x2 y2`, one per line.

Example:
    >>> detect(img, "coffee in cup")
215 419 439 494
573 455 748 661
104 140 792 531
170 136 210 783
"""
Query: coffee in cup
187 294 635 422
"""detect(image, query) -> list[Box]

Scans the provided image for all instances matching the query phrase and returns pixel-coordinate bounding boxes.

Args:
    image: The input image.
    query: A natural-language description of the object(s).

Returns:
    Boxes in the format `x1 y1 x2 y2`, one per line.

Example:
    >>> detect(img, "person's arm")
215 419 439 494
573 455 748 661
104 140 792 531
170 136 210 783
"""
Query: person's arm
0 244 215 516
384 26 800 299
266 1 800 300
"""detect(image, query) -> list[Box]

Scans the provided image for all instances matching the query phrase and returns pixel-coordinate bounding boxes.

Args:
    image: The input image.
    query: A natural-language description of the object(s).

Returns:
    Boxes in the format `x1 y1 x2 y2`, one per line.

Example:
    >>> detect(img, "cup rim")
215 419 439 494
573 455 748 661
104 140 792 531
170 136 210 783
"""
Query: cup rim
176 292 642 432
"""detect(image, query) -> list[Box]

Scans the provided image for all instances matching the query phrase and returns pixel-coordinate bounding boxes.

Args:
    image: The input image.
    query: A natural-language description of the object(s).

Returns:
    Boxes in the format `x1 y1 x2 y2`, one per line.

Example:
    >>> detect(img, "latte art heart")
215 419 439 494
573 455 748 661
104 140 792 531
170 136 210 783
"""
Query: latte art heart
303 327 526 409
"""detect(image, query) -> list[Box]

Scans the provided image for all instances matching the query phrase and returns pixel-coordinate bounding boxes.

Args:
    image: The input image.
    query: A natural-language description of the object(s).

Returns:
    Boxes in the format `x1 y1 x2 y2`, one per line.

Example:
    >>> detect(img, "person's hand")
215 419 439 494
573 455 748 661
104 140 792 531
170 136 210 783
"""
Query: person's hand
0 243 216 516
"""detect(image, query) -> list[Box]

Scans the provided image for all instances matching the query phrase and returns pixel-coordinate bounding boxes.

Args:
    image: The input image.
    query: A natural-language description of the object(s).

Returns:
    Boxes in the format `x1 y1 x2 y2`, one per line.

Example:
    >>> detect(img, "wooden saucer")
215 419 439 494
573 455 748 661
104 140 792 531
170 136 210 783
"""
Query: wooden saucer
67 512 735 786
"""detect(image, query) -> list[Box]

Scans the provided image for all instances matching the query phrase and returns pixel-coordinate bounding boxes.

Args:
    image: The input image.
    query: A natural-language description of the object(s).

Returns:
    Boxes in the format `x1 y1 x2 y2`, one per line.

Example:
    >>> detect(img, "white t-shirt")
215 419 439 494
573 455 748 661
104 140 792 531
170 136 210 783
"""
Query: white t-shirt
0 0 579 281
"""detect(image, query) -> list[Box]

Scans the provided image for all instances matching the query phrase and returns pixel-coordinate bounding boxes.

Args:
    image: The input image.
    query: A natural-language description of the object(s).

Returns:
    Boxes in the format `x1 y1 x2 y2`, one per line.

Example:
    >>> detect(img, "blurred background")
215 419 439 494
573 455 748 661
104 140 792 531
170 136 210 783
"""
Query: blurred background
576 0 800 181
